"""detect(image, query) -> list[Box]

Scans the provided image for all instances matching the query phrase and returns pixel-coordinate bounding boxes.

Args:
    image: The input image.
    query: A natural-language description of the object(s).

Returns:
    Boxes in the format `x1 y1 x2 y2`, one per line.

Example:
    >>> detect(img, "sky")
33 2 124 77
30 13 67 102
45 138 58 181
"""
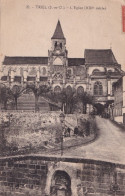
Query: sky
0 0 125 70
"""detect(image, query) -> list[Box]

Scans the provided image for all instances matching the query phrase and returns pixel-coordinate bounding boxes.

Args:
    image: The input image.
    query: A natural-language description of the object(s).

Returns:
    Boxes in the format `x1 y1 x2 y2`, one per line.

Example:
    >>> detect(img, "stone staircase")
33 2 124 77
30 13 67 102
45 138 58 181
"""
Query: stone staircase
16 93 49 111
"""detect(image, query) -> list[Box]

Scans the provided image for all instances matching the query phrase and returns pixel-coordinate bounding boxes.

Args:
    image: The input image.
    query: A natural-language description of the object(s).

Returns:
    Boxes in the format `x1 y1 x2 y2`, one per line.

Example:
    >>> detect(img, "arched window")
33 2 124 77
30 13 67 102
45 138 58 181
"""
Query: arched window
94 81 103 95
60 43 62 49
77 86 84 95
55 42 57 48
54 86 61 93
29 67 37 75
66 85 72 95
92 69 100 74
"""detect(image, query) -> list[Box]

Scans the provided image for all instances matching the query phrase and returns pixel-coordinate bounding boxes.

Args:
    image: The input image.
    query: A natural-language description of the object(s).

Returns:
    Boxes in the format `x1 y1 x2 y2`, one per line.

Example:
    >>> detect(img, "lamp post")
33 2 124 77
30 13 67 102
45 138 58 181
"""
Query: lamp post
110 103 114 120
0 82 6 111
59 113 65 156
6 113 12 133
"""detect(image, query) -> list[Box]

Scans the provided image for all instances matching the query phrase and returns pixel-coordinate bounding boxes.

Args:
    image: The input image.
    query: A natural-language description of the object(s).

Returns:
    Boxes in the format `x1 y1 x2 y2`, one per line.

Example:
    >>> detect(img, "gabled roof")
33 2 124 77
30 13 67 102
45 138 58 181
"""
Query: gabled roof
84 49 117 64
3 56 48 65
68 58 85 66
51 20 65 39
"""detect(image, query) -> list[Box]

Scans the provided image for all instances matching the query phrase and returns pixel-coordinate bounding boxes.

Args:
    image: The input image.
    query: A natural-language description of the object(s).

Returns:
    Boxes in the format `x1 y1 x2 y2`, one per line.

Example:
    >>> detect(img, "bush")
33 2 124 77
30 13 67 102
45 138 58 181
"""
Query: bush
76 115 97 137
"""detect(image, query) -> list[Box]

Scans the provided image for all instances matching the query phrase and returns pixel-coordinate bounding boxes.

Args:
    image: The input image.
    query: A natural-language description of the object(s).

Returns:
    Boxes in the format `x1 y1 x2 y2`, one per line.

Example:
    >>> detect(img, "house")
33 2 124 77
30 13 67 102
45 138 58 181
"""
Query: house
112 75 125 123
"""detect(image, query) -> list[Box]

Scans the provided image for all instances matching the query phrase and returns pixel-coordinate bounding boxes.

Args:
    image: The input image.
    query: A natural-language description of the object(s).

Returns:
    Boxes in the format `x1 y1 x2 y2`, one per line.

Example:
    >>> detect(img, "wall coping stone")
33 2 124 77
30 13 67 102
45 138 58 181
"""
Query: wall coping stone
0 154 125 169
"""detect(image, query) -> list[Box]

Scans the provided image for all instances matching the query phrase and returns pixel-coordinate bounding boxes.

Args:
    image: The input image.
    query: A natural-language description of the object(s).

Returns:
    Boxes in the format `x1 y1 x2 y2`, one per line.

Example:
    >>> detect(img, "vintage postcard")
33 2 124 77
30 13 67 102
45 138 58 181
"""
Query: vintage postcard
0 0 125 195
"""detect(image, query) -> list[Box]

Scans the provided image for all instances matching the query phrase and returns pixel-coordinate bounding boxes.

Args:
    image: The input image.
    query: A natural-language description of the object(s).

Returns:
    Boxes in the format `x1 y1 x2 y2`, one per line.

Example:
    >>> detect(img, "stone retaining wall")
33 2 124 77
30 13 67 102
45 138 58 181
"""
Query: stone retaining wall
0 112 94 155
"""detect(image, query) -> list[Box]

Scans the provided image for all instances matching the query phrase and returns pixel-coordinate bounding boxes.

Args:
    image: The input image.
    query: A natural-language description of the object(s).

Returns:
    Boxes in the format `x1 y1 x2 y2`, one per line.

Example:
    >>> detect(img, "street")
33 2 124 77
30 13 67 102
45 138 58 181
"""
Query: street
62 116 125 164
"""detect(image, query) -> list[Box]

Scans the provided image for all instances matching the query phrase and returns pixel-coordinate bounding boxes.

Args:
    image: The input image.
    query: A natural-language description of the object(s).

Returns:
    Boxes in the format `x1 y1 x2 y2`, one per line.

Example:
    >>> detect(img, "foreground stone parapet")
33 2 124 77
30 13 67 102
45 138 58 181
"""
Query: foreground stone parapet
0 155 125 196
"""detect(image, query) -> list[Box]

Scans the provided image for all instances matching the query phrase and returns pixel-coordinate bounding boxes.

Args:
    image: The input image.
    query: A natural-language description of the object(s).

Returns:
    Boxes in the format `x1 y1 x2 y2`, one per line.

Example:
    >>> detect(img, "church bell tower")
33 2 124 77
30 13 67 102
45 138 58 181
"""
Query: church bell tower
48 20 68 75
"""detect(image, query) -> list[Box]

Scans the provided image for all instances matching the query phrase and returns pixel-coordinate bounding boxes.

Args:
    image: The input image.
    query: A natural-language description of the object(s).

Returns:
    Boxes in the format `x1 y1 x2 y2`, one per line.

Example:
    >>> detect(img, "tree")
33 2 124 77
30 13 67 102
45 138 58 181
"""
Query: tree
10 85 25 110
48 87 77 114
77 91 94 114
26 84 51 111
46 91 62 110
0 84 13 110
64 87 77 114
0 83 26 110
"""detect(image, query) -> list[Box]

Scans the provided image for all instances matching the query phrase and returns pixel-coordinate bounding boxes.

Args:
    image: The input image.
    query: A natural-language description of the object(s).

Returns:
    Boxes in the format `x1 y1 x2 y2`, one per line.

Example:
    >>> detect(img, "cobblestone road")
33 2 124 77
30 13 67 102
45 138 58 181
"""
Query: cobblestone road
62 116 125 164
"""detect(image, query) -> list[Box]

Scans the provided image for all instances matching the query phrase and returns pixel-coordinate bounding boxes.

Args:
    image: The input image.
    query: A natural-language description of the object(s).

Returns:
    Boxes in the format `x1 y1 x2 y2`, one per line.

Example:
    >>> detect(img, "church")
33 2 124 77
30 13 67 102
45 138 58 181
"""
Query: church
0 20 123 112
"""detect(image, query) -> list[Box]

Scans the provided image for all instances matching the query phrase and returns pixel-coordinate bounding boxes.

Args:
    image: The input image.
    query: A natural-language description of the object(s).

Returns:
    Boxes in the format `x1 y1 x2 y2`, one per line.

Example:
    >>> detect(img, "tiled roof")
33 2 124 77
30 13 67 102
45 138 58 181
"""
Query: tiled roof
3 56 48 65
84 49 117 64
51 20 65 39
68 58 85 66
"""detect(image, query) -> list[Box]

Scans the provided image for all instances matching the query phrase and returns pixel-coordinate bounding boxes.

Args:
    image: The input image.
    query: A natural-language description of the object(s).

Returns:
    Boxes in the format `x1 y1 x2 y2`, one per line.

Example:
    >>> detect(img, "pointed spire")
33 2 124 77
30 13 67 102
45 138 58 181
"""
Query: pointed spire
51 20 65 39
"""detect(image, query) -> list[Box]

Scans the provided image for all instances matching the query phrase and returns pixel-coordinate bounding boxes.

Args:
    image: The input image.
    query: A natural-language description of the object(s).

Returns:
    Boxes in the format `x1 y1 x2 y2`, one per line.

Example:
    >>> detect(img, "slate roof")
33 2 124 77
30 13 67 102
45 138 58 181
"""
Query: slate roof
84 49 117 64
51 20 65 39
3 56 85 66
68 58 85 66
3 56 48 65
3 50 118 66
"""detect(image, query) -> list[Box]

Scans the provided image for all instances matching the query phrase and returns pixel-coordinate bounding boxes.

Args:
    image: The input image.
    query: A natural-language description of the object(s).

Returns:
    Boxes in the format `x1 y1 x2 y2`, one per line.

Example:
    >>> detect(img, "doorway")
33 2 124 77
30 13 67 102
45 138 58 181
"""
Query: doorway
50 170 72 196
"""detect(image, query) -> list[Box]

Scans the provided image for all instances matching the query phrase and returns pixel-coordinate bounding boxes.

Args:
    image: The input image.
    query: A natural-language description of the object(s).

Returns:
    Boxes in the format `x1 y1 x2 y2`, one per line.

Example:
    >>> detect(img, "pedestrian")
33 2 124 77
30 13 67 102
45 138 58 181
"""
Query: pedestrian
74 126 78 136
67 127 71 137
63 126 67 137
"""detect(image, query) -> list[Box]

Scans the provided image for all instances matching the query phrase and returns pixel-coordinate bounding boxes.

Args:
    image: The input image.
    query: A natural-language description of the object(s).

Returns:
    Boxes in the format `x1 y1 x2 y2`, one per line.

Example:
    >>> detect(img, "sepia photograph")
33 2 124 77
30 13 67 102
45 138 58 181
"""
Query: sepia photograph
0 0 125 195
